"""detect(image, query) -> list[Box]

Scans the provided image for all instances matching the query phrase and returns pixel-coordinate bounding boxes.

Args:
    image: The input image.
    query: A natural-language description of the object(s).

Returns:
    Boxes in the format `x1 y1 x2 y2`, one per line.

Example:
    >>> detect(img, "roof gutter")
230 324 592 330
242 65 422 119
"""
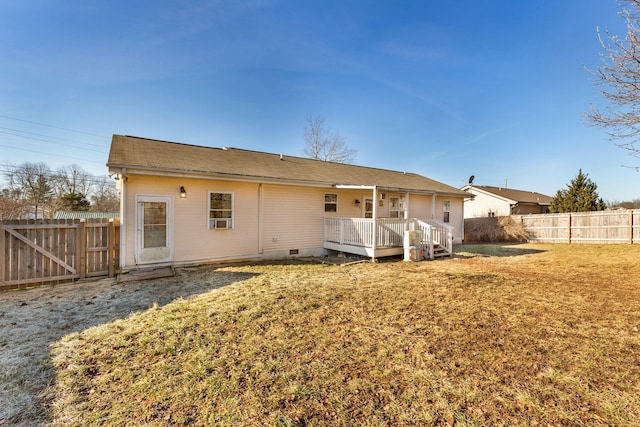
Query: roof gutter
106 164 340 189
332 184 465 197
106 165 471 198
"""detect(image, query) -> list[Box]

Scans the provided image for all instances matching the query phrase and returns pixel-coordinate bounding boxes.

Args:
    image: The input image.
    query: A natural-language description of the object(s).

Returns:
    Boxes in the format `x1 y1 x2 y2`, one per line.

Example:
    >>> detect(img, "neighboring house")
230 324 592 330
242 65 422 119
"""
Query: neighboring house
461 185 553 218
54 211 120 220
107 135 471 270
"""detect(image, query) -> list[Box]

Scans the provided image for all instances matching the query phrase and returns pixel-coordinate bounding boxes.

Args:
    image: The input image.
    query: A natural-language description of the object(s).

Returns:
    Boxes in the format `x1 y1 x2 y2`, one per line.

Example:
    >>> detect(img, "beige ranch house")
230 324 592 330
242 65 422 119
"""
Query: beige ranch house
108 135 470 270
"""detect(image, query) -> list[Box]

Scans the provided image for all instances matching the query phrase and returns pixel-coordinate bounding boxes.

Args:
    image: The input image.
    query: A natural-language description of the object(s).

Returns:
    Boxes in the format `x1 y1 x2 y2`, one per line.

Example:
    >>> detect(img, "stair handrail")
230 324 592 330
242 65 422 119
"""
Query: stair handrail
427 218 454 255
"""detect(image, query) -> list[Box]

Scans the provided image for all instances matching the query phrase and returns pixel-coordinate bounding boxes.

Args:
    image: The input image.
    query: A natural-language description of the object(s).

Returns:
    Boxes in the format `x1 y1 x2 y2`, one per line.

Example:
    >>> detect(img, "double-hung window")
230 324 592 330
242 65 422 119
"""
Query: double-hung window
324 193 337 213
443 200 451 223
389 196 405 218
209 192 233 229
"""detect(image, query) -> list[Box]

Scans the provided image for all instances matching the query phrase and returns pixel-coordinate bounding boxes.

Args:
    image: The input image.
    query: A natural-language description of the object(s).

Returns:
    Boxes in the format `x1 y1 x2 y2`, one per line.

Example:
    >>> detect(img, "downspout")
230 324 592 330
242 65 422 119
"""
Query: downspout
258 183 264 255
372 186 378 261
119 168 127 269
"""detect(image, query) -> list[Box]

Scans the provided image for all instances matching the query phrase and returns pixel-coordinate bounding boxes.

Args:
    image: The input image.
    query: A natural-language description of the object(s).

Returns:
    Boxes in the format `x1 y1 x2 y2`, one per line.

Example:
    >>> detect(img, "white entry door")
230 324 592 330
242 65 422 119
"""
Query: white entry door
363 197 374 218
136 195 173 264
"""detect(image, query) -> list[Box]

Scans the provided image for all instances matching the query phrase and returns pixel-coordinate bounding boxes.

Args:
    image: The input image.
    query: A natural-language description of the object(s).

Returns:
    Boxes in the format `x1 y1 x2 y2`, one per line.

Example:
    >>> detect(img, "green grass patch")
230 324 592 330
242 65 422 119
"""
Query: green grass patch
49 244 640 426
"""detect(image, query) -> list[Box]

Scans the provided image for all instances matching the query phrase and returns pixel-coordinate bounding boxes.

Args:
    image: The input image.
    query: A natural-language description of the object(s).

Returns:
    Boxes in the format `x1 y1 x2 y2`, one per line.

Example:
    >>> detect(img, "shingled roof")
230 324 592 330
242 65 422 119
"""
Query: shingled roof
466 185 553 205
108 135 469 197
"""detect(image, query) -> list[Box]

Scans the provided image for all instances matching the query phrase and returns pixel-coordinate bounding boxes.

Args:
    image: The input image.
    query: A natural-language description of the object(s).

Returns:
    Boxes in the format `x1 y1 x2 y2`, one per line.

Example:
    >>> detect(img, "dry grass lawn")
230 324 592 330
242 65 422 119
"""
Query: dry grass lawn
0 269 251 426
5 244 640 426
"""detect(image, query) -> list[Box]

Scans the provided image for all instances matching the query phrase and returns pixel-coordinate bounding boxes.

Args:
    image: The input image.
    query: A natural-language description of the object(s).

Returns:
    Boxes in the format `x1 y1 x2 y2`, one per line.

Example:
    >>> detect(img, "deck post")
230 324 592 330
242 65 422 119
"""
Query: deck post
372 186 378 261
404 192 410 224
108 218 116 278
0 223 5 285
77 219 86 280
431 193 436 219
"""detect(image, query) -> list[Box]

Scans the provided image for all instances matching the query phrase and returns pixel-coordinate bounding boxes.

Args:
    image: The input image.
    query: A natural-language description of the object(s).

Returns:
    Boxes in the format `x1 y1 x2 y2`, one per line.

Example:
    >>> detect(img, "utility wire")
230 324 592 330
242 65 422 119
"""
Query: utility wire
0 126 107 148
0 115 109 139
0 144 105 165
0 131 106 153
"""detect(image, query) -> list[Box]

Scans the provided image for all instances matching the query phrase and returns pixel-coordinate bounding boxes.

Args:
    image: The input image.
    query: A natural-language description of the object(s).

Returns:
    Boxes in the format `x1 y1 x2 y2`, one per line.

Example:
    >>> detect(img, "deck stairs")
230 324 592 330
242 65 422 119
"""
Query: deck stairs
433 243 451 258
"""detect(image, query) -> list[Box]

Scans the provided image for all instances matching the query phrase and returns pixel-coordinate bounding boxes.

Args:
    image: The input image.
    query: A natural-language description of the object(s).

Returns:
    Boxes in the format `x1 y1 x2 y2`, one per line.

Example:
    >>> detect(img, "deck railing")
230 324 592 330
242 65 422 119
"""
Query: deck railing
415 218 453 257
324 217 453 259
324 218 374 248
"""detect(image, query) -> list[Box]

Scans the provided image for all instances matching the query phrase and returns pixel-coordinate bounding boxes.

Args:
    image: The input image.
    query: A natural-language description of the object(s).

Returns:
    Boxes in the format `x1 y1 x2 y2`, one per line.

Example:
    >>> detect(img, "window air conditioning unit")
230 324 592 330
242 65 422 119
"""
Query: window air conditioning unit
210 219 233 229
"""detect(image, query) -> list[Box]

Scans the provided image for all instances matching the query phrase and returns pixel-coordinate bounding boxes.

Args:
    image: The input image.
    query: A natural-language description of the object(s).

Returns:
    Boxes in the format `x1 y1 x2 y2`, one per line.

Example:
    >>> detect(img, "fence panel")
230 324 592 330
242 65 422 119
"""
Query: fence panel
520 213 570 243
516 209 639 244
1 218 120 290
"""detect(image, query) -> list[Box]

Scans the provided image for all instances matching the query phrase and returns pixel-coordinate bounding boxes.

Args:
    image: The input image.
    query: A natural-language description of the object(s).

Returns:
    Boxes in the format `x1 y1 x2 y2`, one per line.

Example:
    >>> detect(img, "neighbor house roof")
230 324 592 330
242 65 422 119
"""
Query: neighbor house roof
54 211 120 220
108 135 469 197
463 185 553 206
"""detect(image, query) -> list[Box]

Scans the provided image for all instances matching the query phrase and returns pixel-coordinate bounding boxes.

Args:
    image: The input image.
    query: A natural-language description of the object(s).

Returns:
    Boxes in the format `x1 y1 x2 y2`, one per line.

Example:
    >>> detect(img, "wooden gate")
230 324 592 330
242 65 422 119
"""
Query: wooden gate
0 219 120 291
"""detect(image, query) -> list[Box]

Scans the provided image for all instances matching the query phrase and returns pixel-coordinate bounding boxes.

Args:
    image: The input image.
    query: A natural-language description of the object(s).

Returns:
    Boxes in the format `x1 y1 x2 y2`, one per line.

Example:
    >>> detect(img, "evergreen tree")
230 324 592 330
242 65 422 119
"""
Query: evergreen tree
59 192 91 211
550 169 606 213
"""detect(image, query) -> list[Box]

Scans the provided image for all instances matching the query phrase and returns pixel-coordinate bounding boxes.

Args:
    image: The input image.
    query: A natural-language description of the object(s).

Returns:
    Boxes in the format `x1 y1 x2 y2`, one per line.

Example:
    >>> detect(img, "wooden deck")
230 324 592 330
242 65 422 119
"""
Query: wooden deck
323 217 453 260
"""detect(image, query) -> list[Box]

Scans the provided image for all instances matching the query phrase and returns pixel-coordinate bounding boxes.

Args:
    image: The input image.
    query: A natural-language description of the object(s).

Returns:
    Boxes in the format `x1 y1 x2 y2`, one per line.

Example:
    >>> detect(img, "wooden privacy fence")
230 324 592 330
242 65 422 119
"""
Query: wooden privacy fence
0 218 120 290
513 209 640 244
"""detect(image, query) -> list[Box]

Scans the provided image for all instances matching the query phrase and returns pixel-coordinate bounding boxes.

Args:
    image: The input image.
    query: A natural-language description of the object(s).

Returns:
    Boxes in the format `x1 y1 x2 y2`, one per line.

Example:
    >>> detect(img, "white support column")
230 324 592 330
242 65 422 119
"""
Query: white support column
431 193 437 219
372 186 378 261
404 192 410 220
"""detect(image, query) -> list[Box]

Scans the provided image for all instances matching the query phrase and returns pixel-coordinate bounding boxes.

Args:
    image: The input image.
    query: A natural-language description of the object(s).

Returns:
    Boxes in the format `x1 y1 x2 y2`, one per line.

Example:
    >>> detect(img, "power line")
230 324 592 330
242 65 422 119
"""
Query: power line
0 143 106 165
0 115 109 139
0 131 106 153
0 126 107 148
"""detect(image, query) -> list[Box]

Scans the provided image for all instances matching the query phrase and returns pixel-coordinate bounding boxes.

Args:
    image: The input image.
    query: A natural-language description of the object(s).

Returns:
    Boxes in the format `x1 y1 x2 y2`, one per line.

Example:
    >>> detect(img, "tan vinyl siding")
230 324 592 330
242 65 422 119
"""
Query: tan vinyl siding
407 194 431 219
261 185 380 253
262 185 325 252
436 196 464 243
119 173 467 268
123 175 260 266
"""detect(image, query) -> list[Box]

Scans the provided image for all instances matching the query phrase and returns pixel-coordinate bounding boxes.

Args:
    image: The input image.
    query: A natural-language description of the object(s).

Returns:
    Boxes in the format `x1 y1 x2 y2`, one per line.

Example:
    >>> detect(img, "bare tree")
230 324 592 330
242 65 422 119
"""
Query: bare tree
586 0 640 169
53 164 92 196
49 165 93 215
6 162 54 219
0 187 28 219
302 115 357 163
90 176 120 212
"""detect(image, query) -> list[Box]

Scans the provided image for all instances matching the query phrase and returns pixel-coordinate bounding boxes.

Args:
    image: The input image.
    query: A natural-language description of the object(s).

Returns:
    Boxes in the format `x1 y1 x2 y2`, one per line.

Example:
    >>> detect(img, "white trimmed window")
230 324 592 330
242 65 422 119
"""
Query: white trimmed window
324 193 337 212
443 200 451 223
209 192 233 229
389 196 405 218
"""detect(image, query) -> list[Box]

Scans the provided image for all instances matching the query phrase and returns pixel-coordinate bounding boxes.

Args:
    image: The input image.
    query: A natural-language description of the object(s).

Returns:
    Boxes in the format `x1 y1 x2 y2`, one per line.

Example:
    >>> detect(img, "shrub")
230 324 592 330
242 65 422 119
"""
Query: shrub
464 216 529 243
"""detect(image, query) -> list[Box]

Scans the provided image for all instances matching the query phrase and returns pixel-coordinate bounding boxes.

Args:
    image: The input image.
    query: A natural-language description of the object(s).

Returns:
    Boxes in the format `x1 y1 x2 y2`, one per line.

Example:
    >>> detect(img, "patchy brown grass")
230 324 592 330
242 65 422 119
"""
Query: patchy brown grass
0 271 253 426
45 244 640 426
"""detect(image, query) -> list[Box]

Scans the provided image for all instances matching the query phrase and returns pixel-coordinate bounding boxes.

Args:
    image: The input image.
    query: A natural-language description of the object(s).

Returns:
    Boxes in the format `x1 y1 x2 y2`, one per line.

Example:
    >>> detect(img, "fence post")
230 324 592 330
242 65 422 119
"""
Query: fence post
108 218 116 278
77 219 86 280
0 224 5 286
568 213 572 244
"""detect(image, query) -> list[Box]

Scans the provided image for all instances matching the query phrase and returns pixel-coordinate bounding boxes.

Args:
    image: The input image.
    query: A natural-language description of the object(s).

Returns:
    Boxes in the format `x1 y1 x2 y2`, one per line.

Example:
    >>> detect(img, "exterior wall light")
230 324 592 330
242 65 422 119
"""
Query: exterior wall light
180 186 187 198
355 199 360 206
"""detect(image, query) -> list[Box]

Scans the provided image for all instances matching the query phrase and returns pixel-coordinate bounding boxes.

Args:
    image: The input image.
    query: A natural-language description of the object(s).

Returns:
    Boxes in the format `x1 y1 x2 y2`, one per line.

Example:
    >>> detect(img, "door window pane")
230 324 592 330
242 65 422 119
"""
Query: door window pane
364 198 373 218
143 202 167 248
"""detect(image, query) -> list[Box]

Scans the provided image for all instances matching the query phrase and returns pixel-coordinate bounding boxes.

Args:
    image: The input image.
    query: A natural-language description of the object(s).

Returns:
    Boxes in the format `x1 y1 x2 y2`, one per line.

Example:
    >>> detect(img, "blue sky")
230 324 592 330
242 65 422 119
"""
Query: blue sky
1 0 637 201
